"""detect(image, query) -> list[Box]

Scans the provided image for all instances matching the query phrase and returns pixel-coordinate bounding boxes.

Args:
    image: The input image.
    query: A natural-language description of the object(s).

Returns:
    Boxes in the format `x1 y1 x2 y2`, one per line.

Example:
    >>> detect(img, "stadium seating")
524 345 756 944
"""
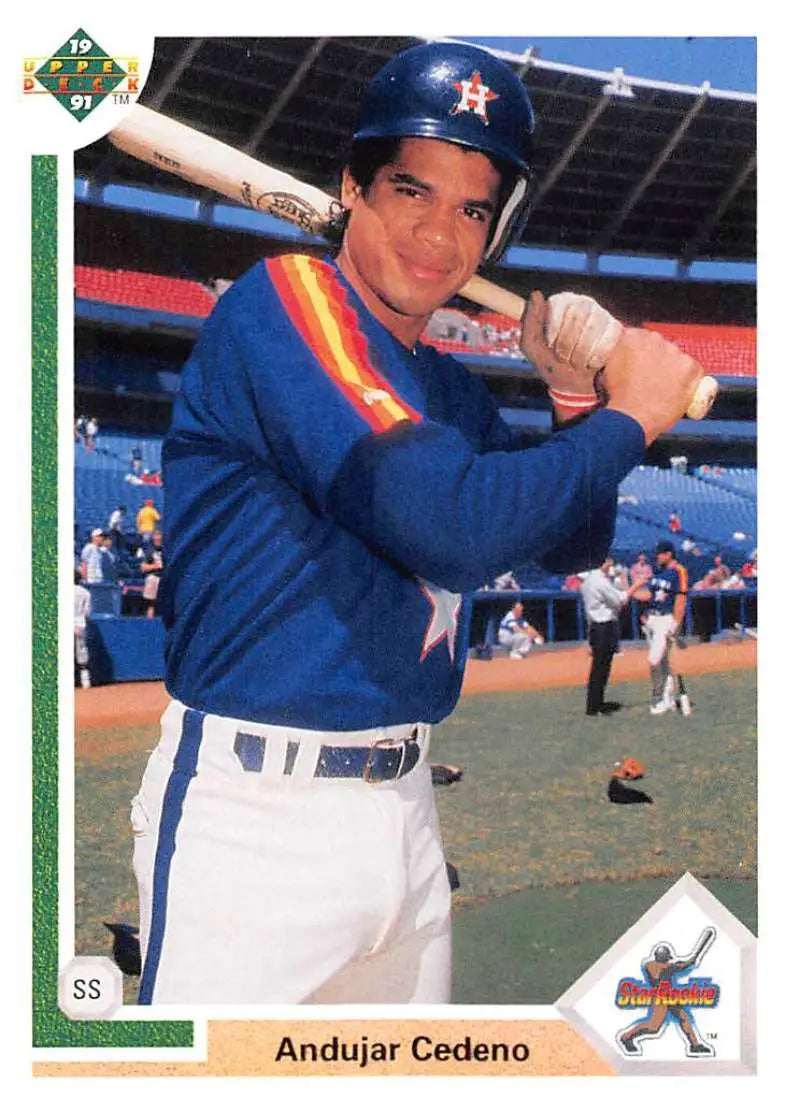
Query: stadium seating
74 267 758 378
74 433 164 561
642 322 756 378
75 265 217 318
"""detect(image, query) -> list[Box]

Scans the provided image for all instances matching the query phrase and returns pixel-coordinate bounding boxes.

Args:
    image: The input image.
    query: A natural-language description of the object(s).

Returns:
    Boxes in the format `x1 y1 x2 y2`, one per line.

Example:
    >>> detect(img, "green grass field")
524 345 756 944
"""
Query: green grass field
75 668 756 1004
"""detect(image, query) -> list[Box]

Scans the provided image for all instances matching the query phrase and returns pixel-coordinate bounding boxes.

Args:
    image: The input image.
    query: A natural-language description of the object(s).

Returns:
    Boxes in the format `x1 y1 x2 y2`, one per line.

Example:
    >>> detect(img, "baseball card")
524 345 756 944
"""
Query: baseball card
9 3 785 1103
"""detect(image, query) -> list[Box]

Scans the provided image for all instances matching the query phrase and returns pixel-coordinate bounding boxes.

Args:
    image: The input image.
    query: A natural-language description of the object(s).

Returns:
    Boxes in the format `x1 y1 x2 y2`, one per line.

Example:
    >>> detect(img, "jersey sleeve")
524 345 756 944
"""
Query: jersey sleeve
169 262 644 594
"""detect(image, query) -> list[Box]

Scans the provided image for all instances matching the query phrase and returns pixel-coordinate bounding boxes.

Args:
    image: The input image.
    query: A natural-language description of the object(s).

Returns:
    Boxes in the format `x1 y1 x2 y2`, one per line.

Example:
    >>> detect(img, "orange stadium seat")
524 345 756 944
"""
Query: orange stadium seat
75 266 217 318
643 322 756 377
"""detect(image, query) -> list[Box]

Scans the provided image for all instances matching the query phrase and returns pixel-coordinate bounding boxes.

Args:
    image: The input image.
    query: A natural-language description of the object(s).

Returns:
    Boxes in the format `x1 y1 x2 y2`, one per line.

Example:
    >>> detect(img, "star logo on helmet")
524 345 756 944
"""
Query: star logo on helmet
450 70 499 125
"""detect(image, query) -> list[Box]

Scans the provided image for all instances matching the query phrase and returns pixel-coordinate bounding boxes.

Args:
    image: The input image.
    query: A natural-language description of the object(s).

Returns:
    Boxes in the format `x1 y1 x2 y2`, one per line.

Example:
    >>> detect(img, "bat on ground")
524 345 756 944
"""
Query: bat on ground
676 674 692 716
107 104 718 419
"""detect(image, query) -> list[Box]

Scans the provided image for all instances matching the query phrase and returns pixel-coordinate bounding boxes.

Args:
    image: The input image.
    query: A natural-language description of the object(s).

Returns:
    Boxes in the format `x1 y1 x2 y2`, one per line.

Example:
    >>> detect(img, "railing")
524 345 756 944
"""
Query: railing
470 588 757 649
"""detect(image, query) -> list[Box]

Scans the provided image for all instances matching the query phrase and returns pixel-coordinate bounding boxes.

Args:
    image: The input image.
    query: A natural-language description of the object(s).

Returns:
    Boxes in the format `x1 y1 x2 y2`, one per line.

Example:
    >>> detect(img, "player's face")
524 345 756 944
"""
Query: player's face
655 551 671 567
337 137 501 346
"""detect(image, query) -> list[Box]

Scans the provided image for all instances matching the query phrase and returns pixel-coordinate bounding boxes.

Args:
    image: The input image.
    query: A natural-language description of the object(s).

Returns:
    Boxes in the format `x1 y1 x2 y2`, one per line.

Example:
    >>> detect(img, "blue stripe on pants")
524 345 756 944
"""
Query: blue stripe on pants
138 707 204 1004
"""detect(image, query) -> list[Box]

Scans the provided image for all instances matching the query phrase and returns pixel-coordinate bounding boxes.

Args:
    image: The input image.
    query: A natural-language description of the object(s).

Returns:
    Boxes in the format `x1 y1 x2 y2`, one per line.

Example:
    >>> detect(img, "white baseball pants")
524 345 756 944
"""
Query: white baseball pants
132 700 452 1005
643 613 676 702
498 630 532 657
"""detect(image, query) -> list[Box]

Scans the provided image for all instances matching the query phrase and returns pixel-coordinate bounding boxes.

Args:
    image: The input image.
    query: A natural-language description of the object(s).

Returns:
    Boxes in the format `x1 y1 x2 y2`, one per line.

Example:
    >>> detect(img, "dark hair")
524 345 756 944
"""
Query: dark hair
327 136 518 253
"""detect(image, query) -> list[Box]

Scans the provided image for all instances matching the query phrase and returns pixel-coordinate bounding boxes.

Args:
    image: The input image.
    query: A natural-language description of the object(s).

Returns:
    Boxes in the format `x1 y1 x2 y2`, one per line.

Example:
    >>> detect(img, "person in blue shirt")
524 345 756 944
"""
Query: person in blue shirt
130 41 704 1006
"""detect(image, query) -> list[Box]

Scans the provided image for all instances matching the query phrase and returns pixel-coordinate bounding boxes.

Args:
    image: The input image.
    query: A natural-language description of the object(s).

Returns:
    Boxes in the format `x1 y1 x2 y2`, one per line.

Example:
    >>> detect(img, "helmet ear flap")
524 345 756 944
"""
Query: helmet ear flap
484 175 532 262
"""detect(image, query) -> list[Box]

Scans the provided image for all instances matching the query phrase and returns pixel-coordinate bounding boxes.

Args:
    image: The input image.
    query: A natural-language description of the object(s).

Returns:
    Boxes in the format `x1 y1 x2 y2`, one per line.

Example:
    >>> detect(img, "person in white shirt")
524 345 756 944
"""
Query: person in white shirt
80 529 105 584
74 568 92 689
498 601 545 659
580 556 639 715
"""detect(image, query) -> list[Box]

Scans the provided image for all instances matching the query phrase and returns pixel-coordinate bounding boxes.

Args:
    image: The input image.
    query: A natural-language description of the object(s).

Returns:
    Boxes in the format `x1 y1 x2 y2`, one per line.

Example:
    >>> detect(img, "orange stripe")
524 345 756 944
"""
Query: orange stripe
266 255 421 432
291 257 413 431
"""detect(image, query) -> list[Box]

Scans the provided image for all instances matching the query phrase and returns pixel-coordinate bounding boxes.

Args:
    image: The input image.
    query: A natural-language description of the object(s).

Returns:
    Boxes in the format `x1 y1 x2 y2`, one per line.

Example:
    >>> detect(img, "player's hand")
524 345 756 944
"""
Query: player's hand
602 328 704 445
521 291 617 419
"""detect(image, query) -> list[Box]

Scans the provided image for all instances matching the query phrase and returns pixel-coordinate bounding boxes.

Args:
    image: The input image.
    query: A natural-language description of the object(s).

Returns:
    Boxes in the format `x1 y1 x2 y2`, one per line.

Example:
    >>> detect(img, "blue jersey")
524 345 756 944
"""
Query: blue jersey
646 562 689 615
159 254 644 729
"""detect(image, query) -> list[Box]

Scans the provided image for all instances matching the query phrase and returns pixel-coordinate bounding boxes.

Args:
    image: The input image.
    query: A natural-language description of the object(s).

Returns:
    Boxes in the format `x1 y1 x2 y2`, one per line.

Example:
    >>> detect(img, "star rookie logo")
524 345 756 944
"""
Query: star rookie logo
22 27 139 121
450 71 499 125
615 927 721 1059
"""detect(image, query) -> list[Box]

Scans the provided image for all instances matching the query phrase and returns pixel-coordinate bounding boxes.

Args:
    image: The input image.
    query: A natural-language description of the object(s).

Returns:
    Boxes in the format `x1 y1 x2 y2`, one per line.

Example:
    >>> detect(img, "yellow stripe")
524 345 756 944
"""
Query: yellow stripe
294 257 411 424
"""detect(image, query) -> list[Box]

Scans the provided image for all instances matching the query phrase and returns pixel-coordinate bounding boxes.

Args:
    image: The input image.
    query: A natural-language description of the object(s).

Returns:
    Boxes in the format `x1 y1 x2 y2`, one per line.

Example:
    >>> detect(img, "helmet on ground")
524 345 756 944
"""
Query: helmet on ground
353 41 535 261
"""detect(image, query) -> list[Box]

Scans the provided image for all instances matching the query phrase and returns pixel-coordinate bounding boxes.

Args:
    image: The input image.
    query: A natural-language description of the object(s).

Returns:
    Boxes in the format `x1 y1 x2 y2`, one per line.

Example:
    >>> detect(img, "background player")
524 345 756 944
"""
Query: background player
73 568 92 689
498 600 545 658
130 41 704 1005
633 539 689 714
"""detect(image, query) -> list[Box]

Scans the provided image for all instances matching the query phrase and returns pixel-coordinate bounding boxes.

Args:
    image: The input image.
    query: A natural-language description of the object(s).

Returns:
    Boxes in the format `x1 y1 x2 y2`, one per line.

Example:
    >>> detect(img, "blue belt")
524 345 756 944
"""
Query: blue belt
316 738 421 782
233 728 422 782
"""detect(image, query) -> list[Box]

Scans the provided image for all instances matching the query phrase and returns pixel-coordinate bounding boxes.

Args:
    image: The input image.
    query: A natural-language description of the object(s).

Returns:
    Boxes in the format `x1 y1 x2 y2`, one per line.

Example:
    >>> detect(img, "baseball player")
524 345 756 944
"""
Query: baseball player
498 601 544 658
130 41 703 1005
634 540 689 714
74 568 92 689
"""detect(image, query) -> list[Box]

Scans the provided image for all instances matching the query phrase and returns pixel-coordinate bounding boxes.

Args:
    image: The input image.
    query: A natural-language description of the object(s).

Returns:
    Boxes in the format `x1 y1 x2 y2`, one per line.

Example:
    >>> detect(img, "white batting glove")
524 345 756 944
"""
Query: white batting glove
520 290 623 418
546 292 623 372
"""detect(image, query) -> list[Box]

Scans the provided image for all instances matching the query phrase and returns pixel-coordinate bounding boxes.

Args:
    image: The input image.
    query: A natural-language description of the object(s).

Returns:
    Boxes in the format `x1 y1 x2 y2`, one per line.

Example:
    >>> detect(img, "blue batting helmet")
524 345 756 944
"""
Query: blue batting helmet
353 41 535 261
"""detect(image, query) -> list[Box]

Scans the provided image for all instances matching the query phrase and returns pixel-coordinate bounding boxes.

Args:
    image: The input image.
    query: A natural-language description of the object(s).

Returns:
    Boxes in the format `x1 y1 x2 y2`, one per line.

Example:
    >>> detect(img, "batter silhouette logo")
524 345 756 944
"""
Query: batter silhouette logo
22 28 139 121
615 926 720 1058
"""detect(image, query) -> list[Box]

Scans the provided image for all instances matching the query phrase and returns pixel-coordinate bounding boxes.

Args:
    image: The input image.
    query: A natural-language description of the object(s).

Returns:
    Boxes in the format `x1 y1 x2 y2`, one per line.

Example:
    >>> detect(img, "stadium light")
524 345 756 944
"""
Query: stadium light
602 67 635 98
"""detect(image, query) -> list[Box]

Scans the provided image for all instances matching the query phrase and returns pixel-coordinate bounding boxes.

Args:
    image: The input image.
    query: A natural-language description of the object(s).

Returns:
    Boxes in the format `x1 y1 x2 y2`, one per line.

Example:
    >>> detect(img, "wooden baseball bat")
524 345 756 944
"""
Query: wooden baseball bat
107 104 718 419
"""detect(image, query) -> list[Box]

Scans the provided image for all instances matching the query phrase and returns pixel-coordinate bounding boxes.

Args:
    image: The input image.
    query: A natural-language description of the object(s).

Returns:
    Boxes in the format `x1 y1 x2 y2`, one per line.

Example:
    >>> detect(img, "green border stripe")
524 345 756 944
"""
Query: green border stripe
31 153 192 1049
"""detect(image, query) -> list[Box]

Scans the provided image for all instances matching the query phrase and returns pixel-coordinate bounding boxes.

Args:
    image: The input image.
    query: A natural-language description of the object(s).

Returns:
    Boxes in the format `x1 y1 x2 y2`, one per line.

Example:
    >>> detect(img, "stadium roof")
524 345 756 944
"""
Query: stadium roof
75 36 756 267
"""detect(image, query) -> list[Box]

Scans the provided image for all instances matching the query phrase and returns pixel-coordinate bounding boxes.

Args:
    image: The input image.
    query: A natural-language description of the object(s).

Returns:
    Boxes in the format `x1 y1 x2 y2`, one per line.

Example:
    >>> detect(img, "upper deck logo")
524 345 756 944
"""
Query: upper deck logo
615 926 720 1058
22 27 138 121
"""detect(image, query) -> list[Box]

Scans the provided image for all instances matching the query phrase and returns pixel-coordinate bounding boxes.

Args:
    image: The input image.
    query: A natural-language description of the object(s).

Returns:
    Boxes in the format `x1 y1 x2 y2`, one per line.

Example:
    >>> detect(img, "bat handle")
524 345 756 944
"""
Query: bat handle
458 274 718 421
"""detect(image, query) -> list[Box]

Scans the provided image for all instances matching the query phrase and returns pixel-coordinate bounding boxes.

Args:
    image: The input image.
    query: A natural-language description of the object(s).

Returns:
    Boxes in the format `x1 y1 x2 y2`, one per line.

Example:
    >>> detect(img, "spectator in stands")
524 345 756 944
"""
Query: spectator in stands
707 553 731 586
140 529 164 619
108 505 128 550
561 572 583 592
74 568 92 689
668 509 682 533
630 551 653 587
85 416 99 451
741 553 757 578
74 414 87 444
80 528 105 584
497 601 545 659
100 532 119 584
130 445 144 475
493 570 521 591
136 498 161 543
693 553 731 591
581 556 640 716
723 571 745 590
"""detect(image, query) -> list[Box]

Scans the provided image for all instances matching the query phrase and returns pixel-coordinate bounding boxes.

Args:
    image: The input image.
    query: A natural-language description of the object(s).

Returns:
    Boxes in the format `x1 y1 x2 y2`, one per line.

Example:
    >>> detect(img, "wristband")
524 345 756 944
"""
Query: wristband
547 387 599 415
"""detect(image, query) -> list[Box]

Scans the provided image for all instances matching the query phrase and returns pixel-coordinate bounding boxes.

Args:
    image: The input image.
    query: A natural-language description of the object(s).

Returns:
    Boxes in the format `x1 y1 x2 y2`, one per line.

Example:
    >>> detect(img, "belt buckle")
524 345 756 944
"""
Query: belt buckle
363 738 403 784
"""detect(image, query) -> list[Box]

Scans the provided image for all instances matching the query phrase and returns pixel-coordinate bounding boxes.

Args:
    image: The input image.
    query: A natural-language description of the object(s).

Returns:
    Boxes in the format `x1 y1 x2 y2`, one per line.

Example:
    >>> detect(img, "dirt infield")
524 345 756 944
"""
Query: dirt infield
75 637 755 751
